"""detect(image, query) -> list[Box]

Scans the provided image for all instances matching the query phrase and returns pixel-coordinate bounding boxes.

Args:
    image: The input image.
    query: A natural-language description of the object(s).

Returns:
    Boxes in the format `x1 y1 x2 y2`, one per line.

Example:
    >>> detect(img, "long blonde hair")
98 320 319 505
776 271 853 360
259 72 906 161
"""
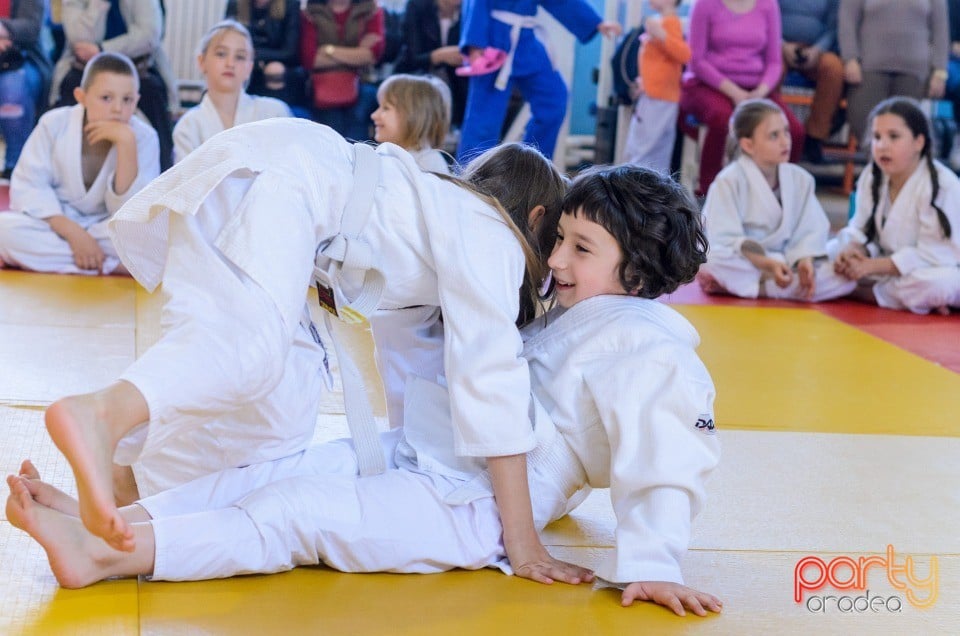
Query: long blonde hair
376 74 451 150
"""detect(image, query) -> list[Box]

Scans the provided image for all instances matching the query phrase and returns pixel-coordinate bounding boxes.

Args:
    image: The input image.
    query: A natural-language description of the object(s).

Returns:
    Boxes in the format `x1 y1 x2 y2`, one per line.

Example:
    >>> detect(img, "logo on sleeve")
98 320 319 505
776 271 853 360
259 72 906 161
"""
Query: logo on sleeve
695 414 716 435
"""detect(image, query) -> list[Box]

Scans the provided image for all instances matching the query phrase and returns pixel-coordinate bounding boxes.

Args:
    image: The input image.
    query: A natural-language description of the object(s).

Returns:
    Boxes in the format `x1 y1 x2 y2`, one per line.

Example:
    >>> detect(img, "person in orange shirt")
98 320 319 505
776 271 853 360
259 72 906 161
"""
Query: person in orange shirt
623 0 690 174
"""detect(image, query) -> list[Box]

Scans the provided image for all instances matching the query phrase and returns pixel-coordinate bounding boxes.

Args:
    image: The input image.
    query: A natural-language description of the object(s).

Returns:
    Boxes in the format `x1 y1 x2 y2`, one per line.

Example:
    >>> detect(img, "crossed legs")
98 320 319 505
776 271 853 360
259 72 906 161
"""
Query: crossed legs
6 469 155 589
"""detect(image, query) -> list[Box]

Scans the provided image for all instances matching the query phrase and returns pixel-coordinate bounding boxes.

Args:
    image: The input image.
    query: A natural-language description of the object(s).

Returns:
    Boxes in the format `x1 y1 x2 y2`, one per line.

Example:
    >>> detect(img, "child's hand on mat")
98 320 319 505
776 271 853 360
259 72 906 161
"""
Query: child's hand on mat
621 581 723 616
508 538 594 585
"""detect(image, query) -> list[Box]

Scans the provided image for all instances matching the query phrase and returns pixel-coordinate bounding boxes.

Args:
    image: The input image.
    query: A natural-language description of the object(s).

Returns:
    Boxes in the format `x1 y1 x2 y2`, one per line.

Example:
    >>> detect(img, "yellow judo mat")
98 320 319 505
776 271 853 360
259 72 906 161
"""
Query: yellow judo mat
1 269 957 634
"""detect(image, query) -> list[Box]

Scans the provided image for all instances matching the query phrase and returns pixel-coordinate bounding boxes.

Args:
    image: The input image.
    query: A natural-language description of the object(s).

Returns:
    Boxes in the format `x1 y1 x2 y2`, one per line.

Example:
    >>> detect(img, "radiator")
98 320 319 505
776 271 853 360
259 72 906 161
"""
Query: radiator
162 0 229 103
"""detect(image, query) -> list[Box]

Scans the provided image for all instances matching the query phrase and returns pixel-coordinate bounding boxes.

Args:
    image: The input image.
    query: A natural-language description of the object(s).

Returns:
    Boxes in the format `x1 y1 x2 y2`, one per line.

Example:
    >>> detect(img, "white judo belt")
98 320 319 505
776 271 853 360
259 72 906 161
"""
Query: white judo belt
311 142 387 477
490 10 544 91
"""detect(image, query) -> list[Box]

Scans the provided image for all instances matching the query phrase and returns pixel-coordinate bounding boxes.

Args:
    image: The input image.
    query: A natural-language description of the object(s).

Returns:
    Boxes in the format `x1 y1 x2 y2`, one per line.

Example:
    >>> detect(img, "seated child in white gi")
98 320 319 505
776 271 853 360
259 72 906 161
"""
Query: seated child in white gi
371 74 452 174
172 19 291 164
829 97 960 314
0 52 160 275
8 164 723 617
696 98 856 302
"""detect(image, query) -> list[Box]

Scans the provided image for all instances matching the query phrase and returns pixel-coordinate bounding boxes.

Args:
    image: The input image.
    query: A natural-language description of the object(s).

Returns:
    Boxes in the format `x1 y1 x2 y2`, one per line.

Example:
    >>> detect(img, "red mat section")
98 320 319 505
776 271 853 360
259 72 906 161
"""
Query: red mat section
0 184 8 210
665 282 960 374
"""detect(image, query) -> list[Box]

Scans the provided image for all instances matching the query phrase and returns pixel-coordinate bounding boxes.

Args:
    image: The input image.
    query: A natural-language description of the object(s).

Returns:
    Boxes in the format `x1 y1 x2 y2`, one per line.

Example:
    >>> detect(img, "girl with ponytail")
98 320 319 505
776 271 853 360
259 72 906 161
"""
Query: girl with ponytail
831 97 960 314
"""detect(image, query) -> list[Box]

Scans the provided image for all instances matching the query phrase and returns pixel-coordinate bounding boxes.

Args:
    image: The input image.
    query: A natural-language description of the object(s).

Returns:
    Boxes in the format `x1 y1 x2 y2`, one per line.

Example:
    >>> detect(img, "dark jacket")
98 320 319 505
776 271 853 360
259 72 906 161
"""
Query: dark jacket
394 0 467 125
226 0 302 67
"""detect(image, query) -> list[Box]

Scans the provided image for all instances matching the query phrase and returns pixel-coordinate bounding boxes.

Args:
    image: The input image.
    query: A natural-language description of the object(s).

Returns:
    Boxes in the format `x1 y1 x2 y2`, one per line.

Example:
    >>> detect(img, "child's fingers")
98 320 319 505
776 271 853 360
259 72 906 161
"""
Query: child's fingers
541 561 585 585
659 592 686 616
681 592 708 617
513 562 555 585
558 559 593 582
686 590 724 615
703 593 724 612
620 585 643 607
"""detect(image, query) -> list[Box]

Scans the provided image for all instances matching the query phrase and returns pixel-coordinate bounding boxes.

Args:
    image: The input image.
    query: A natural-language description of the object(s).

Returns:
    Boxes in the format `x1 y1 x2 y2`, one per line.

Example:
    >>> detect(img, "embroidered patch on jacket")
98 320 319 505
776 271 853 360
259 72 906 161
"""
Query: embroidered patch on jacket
695 414 716 435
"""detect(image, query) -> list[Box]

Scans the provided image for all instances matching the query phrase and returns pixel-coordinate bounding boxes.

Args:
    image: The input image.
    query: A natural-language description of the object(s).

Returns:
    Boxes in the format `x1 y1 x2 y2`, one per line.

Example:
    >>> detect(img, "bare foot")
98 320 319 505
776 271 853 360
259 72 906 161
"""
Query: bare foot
18 460 81 517
696 270 729 296
45 398 134 551
6 475 119 588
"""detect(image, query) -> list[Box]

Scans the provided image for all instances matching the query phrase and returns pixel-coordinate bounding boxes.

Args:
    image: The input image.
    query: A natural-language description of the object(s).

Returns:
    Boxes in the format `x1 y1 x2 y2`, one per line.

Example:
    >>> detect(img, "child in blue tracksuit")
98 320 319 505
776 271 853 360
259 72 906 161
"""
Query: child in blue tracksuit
456 0 620 161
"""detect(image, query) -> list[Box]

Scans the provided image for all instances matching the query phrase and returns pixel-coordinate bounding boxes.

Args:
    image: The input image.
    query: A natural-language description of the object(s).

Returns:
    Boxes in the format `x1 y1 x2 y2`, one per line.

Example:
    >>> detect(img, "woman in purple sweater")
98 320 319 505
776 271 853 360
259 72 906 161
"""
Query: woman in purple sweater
680 0 804 195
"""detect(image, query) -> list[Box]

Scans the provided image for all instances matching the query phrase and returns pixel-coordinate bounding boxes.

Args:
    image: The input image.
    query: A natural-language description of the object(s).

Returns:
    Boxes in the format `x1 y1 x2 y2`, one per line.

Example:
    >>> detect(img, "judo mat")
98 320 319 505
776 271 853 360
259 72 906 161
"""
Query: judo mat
1 268 957 634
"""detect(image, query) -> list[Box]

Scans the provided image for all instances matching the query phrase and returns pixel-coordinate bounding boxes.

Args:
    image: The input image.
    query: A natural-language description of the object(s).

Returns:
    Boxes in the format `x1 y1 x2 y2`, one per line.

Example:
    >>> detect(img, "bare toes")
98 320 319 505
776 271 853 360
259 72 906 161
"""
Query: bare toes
19 459 40 480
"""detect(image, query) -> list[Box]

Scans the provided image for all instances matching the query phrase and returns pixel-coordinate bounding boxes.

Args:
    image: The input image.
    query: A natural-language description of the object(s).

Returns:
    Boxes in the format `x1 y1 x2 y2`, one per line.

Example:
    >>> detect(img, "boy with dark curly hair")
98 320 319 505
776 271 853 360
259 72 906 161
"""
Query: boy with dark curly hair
527 164 721 614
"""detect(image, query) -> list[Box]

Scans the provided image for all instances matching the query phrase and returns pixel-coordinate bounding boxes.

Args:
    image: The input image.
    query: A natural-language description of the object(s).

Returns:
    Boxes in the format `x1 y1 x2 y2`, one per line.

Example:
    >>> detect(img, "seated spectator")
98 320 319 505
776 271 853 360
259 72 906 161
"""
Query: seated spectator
394 0 468 129
944 0 960 164
173 20 291 164
828 97 960 314
0 52 159 274
301 0 385 141
0 0 51 180
838 0 949 143
697 99 856 301
778 0 844 164
679 0 804 197
51 0 176 170
226 0 309 114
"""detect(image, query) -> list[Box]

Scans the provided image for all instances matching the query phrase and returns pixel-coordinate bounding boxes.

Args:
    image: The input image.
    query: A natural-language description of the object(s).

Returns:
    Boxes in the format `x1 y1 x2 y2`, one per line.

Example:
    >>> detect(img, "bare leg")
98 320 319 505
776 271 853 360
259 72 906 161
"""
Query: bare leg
18 460 152 523
6 475 155 588
112 465 140 506
44 381 149 551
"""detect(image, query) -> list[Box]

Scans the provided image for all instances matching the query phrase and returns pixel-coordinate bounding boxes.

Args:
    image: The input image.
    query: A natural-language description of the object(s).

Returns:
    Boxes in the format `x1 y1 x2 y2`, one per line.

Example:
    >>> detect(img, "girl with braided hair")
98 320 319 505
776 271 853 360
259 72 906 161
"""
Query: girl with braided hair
831 96 960 314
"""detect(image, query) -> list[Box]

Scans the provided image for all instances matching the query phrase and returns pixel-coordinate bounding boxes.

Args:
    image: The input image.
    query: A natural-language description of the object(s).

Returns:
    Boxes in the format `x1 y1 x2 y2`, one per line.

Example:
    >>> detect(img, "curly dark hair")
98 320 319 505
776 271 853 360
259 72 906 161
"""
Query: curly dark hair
561 165 707 299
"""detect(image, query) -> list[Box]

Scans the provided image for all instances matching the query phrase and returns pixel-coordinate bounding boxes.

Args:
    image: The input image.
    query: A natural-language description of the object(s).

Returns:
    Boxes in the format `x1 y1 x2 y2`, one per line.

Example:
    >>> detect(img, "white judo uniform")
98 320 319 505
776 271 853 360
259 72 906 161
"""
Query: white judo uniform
108 118 535 496
0 105 160 274
134 295 720 587
407 146 451 174
828 160 960 313
700 156 856 301
172 92 291 164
